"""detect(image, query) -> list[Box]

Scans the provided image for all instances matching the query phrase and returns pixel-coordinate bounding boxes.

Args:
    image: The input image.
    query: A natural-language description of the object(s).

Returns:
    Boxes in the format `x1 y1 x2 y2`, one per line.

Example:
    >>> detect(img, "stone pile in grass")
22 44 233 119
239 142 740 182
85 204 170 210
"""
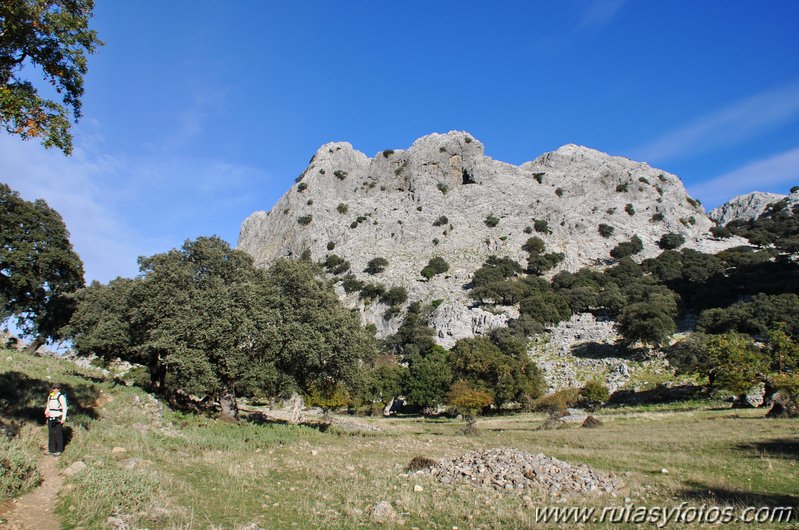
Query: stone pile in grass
424 447 622 496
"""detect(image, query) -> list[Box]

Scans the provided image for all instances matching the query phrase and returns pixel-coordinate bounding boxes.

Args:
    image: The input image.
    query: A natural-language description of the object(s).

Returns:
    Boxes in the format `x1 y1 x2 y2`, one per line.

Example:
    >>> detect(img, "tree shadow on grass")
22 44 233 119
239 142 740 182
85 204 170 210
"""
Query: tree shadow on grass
607 384 708 407
737 438 799 460
680 481 798 520
0 371 100 424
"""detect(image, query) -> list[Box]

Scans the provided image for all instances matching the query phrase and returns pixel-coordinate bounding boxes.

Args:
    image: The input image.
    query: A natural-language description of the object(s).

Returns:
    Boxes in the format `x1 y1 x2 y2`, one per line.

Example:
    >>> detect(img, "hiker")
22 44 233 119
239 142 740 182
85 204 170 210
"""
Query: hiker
44 383 67 455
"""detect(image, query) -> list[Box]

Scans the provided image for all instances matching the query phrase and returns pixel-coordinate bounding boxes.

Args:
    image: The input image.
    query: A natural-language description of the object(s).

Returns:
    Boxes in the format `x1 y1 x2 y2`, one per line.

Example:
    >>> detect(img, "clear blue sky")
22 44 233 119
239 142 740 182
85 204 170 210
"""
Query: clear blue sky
2 0 798 283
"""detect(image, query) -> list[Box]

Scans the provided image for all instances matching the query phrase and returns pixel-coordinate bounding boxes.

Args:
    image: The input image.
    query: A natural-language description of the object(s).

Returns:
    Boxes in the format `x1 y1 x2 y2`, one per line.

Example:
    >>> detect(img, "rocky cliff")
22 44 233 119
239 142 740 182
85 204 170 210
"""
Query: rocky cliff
238 131 741 345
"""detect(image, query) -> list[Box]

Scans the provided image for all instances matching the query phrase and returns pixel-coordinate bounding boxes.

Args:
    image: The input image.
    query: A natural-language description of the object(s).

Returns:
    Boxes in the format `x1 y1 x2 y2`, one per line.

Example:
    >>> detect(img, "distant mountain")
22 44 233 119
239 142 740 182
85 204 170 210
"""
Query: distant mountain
238 131 742 345
709 190 799 226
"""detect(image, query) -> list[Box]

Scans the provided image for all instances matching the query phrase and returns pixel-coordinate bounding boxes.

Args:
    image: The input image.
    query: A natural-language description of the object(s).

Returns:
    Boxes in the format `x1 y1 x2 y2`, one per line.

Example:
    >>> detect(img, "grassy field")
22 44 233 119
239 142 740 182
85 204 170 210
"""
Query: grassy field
1 348 797 529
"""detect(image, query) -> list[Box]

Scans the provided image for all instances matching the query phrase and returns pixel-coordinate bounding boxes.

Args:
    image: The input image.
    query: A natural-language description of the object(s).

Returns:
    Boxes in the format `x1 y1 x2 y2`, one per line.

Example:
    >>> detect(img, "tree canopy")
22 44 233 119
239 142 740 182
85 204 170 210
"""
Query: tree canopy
68 237 377 420
0 0 102 154
0 183 84 350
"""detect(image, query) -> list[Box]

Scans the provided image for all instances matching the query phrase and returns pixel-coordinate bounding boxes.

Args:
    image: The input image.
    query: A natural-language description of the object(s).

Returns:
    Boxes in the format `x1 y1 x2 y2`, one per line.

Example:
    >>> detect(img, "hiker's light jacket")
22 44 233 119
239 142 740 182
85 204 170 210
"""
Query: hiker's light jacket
45 391 67 421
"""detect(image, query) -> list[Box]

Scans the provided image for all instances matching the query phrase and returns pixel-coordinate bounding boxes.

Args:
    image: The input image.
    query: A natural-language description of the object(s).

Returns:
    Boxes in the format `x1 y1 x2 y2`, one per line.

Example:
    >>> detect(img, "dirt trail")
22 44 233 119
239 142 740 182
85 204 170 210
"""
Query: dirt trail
0 391 111 529
0 452 63 530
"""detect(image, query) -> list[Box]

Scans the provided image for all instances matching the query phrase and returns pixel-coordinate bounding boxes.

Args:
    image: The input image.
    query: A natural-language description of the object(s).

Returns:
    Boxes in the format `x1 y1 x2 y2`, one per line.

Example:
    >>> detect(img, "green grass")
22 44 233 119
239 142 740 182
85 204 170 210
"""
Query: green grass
2 348 798 528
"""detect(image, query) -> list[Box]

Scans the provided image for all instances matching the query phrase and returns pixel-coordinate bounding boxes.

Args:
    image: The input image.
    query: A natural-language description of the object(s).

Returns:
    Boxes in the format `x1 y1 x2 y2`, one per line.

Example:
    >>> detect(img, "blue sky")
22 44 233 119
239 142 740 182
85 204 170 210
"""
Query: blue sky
2 0 798 283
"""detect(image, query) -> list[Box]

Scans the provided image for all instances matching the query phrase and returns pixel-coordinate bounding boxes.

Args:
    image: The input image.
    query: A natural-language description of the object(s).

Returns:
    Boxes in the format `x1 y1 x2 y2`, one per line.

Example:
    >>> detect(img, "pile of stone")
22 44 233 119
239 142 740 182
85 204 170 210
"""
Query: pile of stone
424 447 622 496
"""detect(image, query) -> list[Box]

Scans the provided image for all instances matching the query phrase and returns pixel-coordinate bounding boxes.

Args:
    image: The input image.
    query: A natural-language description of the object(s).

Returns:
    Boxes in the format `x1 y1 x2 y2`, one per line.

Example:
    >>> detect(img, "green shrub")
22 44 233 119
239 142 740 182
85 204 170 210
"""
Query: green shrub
658 232 686 250
625 203 635 215
616 183 628 193
638 176 650 184
651 212 664 222
323 254 350 275
382 149 394 158
433 215 448 227
555 187 563 197
580 379 609 405
337 203 348 214
532 172 544 184
334 170 348 180
484 214 500 228
359 282 386 301
341 274 363 294
610 235 643 259
380 286 408 307
326 241 335 251
421 257 449 279
598 224 614 238
297 215 312 226
533 388 581 412
437 183 449 194
365 257 389 274
523 226 533 234
710 225 732 238
534 219 550 234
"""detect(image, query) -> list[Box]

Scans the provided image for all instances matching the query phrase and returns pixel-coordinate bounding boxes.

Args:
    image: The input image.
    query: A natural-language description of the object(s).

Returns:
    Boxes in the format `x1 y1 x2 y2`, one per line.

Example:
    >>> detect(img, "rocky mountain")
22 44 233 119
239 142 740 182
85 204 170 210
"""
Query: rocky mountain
710 189 799 226
708 191 791 225
238 131 742 345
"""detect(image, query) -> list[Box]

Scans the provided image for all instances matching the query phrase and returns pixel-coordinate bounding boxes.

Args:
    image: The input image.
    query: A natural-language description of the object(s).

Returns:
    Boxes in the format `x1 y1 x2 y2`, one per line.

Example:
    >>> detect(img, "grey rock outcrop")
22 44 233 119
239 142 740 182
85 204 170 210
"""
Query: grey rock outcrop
708 191 788 225
238 131 742 341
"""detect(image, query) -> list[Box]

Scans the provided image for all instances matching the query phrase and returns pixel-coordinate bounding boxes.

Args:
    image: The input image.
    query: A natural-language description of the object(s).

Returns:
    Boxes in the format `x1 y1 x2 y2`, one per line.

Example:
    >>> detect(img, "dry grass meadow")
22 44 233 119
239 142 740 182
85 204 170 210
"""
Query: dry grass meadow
1 348 797 529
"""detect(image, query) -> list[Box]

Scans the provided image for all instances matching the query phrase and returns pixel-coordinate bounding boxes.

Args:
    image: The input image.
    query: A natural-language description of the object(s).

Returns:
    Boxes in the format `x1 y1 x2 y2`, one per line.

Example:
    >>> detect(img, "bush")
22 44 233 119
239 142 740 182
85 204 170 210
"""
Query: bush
555 187 563 197
651 212 664 222
616 183 628 193
533 388 581 412
598 224 614 238
297 215 312 226
522 236 546 254
380 286 408 307
447 380 493 421
341 274 363 294
359 283 386 302
323 254 350 275
534 219 550 234
326 241 335 251
433 215 448 227
382 149 394 158
365 257 389 274
710 225 732 238
296 182 308 192
336 203 348 214
334 170 347 180
658 232 686 250
484 214 500 227
625 203 635 216
580 379 609 405
532 172 544 184
610 235 643 259
421 257 449 279
437 183 449 194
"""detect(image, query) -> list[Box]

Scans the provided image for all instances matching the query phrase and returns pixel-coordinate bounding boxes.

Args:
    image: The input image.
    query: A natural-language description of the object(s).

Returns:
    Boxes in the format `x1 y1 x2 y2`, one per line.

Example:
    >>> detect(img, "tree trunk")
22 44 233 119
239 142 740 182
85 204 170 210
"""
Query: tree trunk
24 336 45 354
219 391 239 422
289 393 304 424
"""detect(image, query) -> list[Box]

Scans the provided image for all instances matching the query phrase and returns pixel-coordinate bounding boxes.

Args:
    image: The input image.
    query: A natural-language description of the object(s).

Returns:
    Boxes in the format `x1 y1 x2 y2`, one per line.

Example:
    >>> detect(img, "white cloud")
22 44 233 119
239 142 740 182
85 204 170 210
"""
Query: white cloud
529 0 627 53
574 0 627 34
688 146 799 207
1 136 167 282
632 81 799 163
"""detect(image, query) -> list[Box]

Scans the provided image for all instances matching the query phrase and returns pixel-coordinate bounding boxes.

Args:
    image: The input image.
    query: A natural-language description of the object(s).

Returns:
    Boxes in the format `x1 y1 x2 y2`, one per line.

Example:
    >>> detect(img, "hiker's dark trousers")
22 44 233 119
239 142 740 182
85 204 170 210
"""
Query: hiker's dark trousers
48 419 64 453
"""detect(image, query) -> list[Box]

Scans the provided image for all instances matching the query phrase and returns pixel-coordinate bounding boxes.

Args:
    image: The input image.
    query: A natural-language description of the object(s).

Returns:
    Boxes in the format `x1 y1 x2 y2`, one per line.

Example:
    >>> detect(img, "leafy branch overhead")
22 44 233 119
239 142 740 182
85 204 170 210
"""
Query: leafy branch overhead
0 0 102 154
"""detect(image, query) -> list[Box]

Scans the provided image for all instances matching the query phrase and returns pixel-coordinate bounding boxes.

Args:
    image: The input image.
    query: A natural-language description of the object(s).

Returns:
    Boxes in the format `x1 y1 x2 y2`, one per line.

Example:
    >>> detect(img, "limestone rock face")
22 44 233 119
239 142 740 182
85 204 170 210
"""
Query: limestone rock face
238 131 741 340
708 191 789 225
